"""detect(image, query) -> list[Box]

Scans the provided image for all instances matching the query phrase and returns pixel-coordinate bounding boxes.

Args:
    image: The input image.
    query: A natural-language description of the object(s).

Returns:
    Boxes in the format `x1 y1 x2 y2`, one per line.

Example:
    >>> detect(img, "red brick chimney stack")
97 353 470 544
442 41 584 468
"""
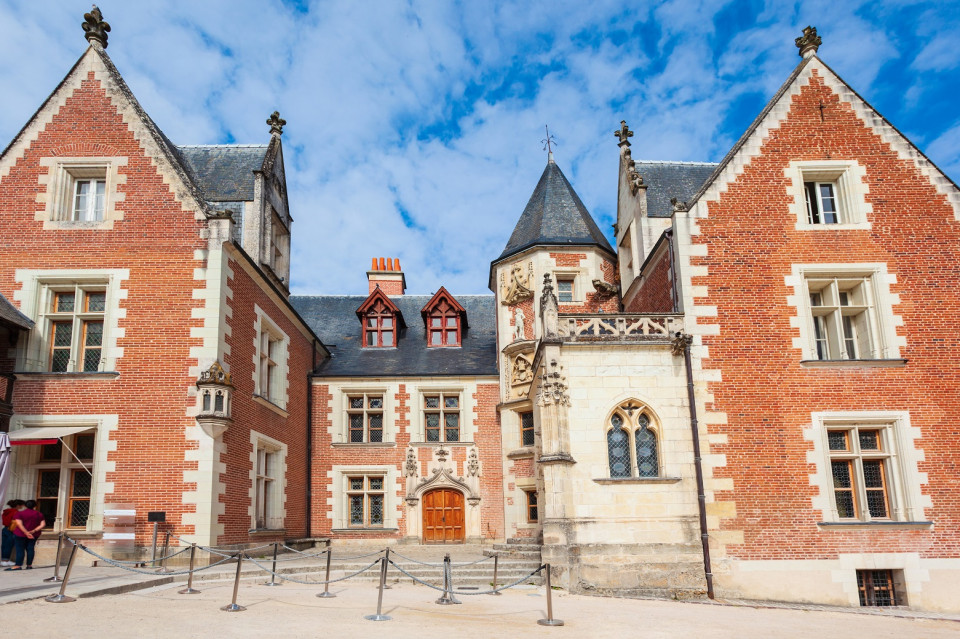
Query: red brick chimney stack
367 257 406 295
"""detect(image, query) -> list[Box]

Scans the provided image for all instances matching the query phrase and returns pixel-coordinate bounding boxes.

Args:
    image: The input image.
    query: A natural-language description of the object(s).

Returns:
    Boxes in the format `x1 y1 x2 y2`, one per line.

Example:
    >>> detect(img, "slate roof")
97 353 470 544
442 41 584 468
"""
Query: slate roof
635 161 718 218
0 292 34 331
177 145 269 202
496 158 614 263
290 295 498 377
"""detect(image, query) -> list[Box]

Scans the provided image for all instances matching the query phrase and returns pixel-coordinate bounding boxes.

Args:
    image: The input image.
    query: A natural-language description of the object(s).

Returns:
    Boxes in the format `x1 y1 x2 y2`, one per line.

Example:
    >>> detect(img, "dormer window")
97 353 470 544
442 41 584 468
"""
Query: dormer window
420 287 466 348
357 287 404 348
365 300 395 347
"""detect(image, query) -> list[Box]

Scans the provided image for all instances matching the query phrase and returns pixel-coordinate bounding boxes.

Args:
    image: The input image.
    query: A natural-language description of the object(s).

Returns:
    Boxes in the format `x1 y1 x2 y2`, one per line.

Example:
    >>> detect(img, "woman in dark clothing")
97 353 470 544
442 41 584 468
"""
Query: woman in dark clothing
7 499 45 570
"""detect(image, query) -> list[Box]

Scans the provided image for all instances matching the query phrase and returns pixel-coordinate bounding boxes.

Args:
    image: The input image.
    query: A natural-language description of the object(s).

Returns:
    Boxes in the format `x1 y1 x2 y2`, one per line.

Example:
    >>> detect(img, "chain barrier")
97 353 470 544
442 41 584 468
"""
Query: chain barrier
388 559 544 596
242 554 382 586
72 541 236 577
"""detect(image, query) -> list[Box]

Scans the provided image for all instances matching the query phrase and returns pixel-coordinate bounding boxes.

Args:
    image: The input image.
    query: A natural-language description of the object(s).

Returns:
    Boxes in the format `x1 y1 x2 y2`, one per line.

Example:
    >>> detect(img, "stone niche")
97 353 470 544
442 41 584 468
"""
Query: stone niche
503 341 536 400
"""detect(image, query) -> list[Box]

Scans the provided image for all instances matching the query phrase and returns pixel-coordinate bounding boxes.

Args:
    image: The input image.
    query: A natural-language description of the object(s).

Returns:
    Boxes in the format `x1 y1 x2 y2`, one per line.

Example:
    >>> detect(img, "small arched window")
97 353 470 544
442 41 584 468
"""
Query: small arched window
428 299 460 347
365 299 395 347
606 406 660 478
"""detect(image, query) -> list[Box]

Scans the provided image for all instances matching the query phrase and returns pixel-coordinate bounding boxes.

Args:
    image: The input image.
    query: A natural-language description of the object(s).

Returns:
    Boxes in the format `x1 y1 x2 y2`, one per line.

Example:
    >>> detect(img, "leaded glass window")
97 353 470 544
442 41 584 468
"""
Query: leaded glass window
826 424 893 521
346 475 385 528
607 415 631 478
635 415 659 477
45 287 106 373
423 393 461 442
606 407 661 479
346 393 385 443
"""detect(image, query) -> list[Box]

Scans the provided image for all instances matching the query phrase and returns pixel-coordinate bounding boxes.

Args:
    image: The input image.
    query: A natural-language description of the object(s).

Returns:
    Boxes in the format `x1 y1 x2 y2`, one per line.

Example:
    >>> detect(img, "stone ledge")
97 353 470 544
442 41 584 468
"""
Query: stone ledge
331 442 397 448
13 371 119 379
507 447 535 459
817 521 933 530
252 394 290 417
800 359 907 369
592 477 682 485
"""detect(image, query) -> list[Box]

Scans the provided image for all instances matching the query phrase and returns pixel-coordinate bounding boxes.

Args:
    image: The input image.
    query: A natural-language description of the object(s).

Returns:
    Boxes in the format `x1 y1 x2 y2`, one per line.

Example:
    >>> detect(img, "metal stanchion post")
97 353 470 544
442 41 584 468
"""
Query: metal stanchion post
435 553 461 605
43 532 65 583
157 531 172 573
263 541 281 586
316 545 335 598
220 552 247 612
44 542 80 603
537 564 564 627
489 553 501 595
363 556 391 621
150 521 158 566
178 544 201 594
381 547 392 589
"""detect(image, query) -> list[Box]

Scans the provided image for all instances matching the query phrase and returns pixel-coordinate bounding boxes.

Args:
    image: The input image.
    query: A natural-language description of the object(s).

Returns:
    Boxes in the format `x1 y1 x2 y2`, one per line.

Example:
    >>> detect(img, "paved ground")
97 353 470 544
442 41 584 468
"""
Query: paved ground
2 571 959 638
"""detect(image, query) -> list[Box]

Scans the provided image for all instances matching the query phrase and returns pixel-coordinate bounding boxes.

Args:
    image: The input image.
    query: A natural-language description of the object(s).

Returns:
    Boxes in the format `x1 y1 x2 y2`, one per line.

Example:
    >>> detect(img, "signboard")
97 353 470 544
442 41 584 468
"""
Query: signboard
147 511 166 523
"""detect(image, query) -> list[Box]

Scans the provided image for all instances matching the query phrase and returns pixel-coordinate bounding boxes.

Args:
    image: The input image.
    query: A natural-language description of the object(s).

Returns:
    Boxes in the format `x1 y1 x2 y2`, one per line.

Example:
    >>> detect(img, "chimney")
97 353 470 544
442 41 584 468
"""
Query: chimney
367 257 407 295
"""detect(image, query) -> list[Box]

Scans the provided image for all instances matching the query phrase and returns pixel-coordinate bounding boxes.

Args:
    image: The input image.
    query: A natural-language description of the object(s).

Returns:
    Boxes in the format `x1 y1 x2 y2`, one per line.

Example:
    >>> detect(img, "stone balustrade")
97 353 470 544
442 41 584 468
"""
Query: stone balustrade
557 313 683 343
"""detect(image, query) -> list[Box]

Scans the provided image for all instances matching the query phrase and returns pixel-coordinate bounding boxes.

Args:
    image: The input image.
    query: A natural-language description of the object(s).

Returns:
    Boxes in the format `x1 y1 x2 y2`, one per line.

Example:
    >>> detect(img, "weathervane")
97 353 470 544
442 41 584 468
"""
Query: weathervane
541 125 557 158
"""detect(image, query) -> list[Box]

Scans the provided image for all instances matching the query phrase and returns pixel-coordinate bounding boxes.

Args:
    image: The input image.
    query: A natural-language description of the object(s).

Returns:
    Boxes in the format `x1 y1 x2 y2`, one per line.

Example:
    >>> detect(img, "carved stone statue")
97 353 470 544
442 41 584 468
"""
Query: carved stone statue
537 359 570 407
500 261 533 306
512 306 526 341
540 274 559 338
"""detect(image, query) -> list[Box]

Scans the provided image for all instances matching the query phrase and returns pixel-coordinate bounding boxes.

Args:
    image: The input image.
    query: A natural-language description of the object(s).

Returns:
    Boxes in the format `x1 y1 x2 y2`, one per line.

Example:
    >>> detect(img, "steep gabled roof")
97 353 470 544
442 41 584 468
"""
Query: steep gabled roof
685 55 960 216
177 145 270 201
420 286 468 328
291 295 497 377
496 157 614 263
635 161 718 218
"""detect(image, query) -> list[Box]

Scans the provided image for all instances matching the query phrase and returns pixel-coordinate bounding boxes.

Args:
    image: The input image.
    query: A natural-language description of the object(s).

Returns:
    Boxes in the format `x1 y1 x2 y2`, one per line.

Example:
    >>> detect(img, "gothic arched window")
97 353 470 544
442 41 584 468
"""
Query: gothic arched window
606 406 660 478
364 299 395 347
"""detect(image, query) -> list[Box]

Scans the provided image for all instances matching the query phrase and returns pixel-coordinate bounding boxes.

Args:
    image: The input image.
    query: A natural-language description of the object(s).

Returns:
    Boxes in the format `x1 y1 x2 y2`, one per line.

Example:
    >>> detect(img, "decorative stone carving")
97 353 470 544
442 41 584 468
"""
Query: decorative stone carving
795 25 822 59
615 120 633 147
467 447 480 477
405 447 418 477
500 261 534 306
628 163 645 195
82 5 111 48
196 360 233 439
512 306 526 341
671 197 688 213
198 360 232 386
592 279 617 296
537 358 570 407
540 274 559 339
671 331 693 357
620 400 642 416
267 111 286 136
435 447 449 464
512 353 534 387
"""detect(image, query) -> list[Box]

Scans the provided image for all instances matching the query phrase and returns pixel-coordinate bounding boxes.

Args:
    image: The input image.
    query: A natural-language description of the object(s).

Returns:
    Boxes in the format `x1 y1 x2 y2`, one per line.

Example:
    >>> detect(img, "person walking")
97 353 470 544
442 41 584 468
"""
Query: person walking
6 499 45 570
1 499 24 566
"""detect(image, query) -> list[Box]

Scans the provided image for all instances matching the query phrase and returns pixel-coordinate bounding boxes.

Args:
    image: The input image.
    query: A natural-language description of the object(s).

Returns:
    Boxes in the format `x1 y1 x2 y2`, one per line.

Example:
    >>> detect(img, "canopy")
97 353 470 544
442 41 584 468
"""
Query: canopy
9 426 93 445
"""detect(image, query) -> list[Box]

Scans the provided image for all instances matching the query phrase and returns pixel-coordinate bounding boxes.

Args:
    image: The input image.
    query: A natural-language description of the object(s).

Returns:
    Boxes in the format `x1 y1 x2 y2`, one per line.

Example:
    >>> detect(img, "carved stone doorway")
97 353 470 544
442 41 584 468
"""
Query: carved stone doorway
422 488 465 544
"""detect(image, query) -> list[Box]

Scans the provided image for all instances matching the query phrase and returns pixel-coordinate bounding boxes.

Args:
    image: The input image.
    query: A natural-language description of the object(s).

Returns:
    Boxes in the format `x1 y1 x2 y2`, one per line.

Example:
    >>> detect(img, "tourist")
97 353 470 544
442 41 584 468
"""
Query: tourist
7 500 45 571
1 500 25 566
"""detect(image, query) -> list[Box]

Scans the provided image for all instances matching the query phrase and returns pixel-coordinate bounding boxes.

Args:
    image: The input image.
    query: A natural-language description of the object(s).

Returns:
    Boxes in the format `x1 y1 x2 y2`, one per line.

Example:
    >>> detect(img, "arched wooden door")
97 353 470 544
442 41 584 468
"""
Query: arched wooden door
422 488 465 544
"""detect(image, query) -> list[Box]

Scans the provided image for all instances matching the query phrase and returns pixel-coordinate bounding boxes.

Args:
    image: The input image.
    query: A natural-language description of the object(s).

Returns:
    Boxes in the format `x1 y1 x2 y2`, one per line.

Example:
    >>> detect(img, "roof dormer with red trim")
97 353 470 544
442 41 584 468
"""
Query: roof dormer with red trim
421 287 467 347
357 286 404 347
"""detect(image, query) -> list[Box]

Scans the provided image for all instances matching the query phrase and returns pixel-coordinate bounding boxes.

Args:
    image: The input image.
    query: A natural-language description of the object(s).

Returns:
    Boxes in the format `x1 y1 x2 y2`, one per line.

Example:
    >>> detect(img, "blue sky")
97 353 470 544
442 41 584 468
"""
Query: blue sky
2 0 959 295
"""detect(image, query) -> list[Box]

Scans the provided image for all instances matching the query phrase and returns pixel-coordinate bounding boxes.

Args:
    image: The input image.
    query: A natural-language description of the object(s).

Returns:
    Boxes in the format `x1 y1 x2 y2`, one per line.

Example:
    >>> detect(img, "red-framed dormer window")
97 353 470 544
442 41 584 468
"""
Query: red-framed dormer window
421 287 466 348
357 287 403 348
365 299 395 347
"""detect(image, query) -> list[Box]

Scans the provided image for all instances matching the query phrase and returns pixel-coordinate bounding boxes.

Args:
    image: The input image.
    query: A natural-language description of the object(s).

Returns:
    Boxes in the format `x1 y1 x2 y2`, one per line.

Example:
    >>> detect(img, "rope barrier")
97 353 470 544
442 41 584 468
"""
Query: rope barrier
388 560 544 595
73 542 236 577
388 549 495 567
242 554 383 585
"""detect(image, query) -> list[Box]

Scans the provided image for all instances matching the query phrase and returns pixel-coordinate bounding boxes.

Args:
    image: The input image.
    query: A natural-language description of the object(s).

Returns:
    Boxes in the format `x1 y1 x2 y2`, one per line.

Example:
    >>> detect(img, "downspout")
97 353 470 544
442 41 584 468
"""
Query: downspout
673 331 714 599
306 340 317 538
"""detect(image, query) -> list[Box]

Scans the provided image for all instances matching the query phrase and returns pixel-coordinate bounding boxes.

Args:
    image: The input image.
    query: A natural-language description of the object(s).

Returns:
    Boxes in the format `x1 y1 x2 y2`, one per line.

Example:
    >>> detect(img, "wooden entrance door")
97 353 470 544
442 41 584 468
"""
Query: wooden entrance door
422 488 465 543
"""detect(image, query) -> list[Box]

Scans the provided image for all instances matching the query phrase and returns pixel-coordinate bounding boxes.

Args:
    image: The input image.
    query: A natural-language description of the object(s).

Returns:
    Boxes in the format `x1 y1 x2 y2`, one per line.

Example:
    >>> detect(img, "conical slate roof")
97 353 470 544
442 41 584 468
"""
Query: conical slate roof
496 157 614 262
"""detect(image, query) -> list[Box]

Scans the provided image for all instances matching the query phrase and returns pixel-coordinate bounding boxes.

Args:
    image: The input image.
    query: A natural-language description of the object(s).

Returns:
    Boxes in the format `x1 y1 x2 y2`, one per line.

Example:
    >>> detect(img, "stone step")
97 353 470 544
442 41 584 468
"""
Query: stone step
490 543 542 553
483 549 541 560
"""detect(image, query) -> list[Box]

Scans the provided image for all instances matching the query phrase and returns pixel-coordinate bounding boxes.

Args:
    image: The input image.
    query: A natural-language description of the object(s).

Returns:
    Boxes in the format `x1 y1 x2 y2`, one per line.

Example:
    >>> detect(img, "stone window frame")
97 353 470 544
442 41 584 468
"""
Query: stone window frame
786 160 872 231
806 411 928 524
248 431 287 531
14 269 128 374
419 388 464 443
252 305 290 410
37 156 127 230
605 404 661 479
786 263 904 363
345 391 386 444
330 465 398 531
554 271 580 303
524 489 538 523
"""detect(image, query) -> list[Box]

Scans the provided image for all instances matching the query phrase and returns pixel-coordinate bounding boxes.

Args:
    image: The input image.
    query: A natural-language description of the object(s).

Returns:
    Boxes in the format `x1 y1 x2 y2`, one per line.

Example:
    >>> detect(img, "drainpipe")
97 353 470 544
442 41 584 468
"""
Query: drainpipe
306 341 317 538
673 331 714 599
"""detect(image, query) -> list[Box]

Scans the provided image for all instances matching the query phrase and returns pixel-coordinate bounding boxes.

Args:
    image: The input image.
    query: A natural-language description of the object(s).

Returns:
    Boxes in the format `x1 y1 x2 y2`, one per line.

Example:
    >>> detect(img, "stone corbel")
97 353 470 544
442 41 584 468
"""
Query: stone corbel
197 419 229 440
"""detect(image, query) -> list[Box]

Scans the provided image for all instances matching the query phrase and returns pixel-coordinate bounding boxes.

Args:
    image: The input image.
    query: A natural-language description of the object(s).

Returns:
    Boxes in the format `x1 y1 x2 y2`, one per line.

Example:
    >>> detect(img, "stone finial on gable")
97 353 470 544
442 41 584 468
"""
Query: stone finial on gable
82 5 111 49
795 26 822 59
615 120 633 147
267 111 286 136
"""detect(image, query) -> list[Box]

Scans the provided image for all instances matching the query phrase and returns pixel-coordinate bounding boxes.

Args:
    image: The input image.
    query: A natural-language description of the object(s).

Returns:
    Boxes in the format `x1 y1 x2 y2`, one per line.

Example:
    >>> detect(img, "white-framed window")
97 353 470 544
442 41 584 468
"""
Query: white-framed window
37 157 127 228
43 285 106 372
253 306 289 408
787 160 871 230
346 475 385 527
250 433 286 530
556 276 575 303
788 264 902 362
423 392 461 442
808 412 927 523
606 409 660 478
347 393 384 443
